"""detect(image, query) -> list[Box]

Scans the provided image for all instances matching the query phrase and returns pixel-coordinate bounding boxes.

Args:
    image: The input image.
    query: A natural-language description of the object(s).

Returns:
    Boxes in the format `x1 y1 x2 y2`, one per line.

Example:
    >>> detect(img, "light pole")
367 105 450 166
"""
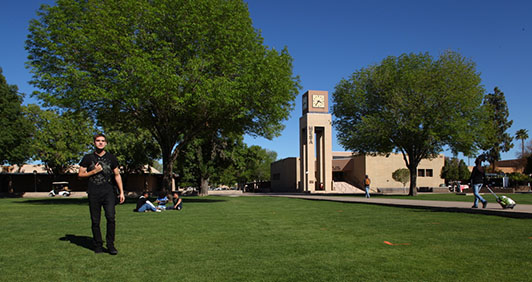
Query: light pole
33 170 37 192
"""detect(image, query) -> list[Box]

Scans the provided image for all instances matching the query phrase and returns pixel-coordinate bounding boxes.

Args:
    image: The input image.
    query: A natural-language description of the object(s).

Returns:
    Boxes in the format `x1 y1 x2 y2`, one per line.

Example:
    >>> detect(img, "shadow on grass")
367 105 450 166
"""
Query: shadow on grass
18 198 89 205
59 234 94 251
17 196 227 205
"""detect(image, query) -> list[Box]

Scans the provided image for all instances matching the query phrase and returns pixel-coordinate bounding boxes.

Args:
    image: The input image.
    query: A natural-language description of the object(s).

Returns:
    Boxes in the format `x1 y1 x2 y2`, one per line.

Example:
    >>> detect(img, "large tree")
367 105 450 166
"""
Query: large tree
0 68 34 166
104 127 161 175
440 157 471 183
24 104 94 176
26 0 300 191
482 87 513 170
175 132 238 195
333 51 487 196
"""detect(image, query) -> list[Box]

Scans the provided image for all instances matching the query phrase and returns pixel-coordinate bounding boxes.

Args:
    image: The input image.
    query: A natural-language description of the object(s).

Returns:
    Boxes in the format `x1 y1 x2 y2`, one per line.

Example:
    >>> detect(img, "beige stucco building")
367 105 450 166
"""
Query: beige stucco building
270 90 445 194
271 152 445 193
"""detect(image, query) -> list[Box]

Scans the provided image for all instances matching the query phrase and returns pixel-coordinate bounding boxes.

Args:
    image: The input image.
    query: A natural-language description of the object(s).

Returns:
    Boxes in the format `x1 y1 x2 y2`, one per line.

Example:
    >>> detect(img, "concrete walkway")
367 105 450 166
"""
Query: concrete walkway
258 193 532 219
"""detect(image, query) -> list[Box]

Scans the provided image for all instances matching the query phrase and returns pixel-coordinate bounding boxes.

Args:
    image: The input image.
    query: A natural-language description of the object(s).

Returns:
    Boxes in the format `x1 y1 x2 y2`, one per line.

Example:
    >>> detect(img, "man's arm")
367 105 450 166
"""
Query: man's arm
114 167 125 204
174 197 182 208
78 163 102 178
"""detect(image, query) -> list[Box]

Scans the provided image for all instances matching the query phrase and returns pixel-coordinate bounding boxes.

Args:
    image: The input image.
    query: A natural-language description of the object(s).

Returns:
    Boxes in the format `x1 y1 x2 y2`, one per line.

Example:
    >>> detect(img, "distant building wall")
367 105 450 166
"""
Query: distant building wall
270 153 445 194
270 158 299 192
0 173 162 193
494 159 526 174
365 153 445 189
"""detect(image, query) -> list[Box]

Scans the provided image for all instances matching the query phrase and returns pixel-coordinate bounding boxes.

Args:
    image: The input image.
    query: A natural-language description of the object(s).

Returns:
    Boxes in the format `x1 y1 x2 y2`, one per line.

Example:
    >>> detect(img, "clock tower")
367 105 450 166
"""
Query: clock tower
299 90 333 193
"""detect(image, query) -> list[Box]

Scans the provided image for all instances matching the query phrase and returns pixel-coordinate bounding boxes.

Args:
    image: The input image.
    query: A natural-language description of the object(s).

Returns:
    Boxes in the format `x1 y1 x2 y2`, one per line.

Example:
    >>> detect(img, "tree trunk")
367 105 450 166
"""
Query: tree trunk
161 142 175 193
408 166 417 196
200 177 209 196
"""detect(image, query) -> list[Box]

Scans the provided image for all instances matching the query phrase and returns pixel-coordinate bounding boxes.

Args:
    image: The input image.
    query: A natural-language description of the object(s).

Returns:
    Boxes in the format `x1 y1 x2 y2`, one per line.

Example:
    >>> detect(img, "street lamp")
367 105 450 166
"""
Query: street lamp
33 170 37 192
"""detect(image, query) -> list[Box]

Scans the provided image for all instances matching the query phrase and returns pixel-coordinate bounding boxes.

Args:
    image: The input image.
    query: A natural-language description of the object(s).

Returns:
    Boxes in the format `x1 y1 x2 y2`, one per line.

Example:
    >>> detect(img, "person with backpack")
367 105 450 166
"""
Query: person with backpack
364 175 371 198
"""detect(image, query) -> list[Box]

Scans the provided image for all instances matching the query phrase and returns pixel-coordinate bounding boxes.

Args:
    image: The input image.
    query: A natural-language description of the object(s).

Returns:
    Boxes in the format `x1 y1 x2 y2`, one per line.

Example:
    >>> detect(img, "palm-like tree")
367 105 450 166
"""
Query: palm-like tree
515 129 529 157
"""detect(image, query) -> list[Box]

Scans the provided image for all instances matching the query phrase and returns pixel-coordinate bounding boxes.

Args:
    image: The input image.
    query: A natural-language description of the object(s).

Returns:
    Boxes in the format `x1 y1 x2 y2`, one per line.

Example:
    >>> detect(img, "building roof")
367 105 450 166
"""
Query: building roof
494 158 526 173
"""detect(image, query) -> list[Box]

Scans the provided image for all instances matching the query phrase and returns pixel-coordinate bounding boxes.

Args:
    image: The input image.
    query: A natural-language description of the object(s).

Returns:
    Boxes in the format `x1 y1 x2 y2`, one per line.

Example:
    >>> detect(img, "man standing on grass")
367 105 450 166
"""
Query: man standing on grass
78 134 125 255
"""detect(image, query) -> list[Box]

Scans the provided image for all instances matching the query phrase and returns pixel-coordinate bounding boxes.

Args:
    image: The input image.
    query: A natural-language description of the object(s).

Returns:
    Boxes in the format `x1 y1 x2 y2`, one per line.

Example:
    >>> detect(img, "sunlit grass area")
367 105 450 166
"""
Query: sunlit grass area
1 195 531 281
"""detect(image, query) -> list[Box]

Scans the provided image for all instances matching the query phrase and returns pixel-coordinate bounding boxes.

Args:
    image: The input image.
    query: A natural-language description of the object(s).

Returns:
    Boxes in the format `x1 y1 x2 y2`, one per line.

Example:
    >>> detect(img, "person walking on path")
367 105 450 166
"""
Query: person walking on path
364 175 371 198
469 157 487 209
78 134 125 255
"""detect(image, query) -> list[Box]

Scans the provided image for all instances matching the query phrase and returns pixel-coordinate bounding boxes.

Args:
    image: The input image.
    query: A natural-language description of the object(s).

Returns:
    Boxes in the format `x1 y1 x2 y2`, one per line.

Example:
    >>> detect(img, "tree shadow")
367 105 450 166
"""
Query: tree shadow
177 198 227 203
59 234 94 251
18 196 227 205
18 198 89 205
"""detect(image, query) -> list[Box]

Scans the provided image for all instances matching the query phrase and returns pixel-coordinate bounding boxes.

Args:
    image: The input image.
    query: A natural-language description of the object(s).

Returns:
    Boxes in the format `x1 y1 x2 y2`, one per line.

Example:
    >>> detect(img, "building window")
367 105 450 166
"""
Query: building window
417 169 433 177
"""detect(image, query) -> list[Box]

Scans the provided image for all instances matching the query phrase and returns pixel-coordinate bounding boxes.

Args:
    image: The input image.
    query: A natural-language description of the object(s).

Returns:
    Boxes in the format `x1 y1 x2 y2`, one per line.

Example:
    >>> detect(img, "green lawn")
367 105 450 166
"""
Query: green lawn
1 195 531 281
365 192 532 205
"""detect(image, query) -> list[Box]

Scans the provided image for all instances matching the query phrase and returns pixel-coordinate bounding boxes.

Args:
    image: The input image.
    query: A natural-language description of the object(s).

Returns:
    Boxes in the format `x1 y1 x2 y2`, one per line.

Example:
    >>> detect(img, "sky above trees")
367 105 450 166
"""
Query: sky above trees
1 0 531 163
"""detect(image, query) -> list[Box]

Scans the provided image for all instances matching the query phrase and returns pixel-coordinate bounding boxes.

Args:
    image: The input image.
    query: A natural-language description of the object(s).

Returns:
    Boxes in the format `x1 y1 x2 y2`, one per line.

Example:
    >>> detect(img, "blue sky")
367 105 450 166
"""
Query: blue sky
1 0 531 163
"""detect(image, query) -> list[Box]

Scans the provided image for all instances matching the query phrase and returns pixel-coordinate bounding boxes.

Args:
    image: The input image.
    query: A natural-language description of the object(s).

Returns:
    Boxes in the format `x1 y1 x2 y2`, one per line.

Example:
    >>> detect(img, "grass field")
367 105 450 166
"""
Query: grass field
1 195 532 281
342 192 532 205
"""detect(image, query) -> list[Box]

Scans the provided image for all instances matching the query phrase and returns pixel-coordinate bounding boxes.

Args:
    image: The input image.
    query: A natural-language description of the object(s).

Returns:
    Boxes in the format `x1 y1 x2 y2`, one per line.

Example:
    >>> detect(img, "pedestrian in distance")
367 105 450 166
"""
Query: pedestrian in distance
364 175 371 198
78 134 125 255
469 156 488 209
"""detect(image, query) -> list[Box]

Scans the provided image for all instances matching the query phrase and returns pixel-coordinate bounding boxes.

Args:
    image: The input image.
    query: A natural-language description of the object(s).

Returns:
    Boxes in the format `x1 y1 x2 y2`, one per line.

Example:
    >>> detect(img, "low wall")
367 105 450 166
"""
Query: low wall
0 173 162 193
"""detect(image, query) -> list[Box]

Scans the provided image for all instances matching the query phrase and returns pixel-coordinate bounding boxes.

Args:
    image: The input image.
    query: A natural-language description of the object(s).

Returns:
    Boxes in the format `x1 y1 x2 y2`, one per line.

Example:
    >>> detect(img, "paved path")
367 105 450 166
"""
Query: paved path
258 193 532 219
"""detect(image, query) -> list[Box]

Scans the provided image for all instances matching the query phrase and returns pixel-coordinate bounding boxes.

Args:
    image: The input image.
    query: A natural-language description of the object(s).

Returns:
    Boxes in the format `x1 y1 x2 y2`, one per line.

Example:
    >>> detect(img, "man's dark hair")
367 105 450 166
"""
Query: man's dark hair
93 133 106 142
142 191 149 196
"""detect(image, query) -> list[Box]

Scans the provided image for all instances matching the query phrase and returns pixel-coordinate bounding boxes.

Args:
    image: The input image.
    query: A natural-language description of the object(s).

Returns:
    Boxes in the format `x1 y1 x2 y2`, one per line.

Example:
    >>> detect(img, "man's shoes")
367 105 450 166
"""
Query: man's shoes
471 205 478 209
107 245 118 255
482 201 488 208
94 246 104 254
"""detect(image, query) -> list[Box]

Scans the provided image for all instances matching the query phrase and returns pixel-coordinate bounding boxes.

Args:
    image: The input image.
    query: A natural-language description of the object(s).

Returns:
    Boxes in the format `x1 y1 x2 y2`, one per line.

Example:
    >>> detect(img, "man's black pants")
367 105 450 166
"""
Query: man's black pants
88 188 116 248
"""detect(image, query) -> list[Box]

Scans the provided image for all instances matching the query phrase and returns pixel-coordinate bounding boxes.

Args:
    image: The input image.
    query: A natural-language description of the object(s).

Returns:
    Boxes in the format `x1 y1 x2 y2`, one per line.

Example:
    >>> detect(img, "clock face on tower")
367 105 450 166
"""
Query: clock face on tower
312 95 325 108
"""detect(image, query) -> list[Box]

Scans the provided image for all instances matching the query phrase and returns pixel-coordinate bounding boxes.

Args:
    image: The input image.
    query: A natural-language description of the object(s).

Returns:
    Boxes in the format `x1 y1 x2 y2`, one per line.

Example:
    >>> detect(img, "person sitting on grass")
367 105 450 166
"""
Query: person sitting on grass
134 191 160 212
167 191 182 211
155 191 169 210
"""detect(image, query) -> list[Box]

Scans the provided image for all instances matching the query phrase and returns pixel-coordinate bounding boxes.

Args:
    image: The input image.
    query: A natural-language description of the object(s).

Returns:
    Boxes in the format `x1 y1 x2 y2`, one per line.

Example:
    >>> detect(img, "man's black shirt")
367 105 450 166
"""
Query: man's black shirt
79 152 119 193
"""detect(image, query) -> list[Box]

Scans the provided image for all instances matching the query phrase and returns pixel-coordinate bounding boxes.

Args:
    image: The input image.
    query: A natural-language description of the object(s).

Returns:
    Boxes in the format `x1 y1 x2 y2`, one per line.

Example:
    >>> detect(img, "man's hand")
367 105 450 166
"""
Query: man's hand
93 162 103 174
119 193 125 204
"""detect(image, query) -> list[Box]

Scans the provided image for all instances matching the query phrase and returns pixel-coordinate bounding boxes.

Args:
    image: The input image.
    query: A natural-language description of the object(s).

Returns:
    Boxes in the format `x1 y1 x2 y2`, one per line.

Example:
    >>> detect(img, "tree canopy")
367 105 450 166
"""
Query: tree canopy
104 127 161 175
515 129 528 158
26 0 300 190
333 51 487 195
440 157 471 182
0 68 34 166
24 104 94 175
482 87 513 169
392 168 410 188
